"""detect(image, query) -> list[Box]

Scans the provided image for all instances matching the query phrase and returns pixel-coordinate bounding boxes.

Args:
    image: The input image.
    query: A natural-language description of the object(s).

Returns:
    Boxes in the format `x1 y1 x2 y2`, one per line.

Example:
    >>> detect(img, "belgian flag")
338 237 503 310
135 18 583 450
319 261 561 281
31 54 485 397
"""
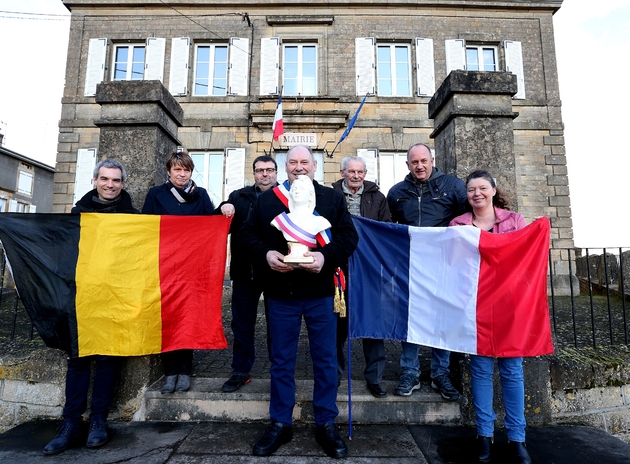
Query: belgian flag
0 213 230 357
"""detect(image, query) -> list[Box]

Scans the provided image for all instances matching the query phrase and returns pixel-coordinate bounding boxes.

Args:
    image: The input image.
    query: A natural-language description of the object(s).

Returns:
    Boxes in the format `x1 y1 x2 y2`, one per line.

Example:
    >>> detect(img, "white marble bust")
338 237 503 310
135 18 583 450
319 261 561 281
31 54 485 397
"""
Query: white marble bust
271 175 331 263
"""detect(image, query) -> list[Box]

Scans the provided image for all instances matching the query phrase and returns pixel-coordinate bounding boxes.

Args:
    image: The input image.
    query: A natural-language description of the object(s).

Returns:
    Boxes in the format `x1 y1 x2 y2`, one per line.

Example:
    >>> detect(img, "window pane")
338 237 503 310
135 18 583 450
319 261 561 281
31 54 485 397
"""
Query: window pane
214 46 228 62
114 47 129 80
191 154 206 187
197 46 210 62
302 78 317 96
131 62 144 80
284 46 298 62
302 46 316 62
207 154 224 205
212 63 227 95
482 48 496 71
466 48 479 71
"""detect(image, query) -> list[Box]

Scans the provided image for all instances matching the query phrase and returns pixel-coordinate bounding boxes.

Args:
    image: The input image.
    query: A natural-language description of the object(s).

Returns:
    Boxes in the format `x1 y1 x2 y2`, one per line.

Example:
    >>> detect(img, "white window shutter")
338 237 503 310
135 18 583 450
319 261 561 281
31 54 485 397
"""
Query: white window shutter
228 38 249 96
145 37 166 82
445 39 466 75
73 148 98 204
415 38 435 96
224 148 245 199
169 37 190 96
84 38 107 96
504 40 526 99
357 148 378 184
29 204 37 213
8 199 18 212
260 38 280 95
355 38 375 96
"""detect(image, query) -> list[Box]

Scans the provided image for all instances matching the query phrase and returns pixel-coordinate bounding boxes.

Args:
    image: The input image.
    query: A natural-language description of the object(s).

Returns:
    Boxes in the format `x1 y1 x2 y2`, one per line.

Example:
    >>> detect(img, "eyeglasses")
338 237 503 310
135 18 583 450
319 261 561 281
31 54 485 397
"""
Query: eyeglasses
254 168 276 174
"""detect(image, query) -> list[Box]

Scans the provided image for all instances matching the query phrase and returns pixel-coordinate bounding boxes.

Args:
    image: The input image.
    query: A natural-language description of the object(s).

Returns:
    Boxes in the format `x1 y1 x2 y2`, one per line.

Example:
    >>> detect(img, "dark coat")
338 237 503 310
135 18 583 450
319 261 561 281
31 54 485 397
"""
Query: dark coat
215 185 259 282
386 167 467 227
238 181 358 299
331 179 391 222
71 189 138 214
141 183 215 215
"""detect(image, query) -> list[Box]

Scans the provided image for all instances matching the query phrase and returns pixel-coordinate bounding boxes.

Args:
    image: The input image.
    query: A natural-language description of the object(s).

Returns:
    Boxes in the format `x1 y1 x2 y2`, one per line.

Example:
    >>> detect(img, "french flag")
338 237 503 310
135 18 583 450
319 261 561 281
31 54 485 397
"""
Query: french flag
272 93 284 141
348 216 553 358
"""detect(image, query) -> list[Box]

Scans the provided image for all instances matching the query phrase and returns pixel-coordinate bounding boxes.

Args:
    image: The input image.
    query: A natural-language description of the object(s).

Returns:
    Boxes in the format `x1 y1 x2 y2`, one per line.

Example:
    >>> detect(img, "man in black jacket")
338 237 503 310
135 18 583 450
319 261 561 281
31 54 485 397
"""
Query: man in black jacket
44 159 137 455
217 155 278 392
332 155 391 398
240 146 358 459
386 143 467 401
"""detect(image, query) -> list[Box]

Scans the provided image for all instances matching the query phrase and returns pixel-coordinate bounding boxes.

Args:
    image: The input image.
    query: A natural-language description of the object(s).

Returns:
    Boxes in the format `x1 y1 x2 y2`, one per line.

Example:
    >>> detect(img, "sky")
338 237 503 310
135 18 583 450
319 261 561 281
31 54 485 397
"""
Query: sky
0 0 629 247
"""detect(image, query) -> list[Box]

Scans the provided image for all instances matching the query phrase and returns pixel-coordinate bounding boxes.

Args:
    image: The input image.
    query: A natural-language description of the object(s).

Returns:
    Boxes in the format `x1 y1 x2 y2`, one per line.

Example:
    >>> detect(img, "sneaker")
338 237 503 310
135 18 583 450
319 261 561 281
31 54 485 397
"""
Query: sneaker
431 374 460 401
86 417 109 448
394 374 420 396
222 374 252 392
42 419 83 455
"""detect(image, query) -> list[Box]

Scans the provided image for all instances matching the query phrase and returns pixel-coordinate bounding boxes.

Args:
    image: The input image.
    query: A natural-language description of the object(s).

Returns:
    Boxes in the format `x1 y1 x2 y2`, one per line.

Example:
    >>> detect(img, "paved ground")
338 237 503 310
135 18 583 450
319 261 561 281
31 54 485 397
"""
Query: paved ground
2 420 630 463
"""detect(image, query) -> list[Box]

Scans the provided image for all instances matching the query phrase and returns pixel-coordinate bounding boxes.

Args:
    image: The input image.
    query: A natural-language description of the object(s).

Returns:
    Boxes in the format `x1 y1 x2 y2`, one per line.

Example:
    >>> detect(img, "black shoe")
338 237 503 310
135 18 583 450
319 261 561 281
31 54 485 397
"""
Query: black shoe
315 423 348 459
222 374 252 392
252 422 293 456
431 374 460 401
161 375 177 394
508 441 532 464
477 436 492 463
367 383 388 398
42 420 83 455
86 417 109 448
175 374 191 392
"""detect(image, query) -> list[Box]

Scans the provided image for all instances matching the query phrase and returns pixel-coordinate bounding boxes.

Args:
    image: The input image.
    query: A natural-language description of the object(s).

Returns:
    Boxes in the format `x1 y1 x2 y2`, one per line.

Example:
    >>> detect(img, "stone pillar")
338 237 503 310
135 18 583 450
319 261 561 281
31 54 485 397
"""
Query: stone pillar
93 80 184 416
94 80 184 206
428 71 519 202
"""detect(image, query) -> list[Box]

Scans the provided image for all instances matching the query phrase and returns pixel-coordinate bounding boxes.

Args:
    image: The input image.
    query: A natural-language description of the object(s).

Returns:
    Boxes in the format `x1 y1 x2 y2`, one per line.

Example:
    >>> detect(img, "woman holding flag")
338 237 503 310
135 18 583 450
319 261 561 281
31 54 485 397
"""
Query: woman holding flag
449 170 532 464
142 151 216 394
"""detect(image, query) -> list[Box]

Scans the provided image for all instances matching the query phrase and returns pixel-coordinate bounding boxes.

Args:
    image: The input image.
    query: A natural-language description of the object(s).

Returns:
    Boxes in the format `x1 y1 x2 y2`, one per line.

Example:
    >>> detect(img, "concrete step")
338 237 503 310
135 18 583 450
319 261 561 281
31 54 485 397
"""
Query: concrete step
142 378 462 425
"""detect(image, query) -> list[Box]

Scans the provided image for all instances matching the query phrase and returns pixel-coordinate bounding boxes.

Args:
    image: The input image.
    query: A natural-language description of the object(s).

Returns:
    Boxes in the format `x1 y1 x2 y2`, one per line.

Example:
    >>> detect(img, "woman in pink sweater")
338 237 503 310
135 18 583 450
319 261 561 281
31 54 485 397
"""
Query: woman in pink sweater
449 170 531 464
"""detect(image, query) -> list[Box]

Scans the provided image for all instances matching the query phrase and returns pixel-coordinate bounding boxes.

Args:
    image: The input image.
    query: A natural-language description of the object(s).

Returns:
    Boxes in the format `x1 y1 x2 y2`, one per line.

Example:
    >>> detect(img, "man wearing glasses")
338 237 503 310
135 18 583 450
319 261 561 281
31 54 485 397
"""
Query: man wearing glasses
217 155 278 392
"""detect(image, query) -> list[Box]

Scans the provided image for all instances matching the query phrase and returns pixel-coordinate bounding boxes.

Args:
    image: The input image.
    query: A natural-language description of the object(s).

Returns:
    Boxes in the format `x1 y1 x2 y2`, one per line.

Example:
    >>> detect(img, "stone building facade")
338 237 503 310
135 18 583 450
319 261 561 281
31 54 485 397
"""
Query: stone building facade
53 0 571 289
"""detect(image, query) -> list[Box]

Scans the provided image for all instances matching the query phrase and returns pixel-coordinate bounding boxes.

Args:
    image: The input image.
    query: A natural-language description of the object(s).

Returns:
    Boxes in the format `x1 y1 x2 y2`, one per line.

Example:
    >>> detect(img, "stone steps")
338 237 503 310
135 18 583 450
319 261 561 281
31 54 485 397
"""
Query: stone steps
142 377 462 425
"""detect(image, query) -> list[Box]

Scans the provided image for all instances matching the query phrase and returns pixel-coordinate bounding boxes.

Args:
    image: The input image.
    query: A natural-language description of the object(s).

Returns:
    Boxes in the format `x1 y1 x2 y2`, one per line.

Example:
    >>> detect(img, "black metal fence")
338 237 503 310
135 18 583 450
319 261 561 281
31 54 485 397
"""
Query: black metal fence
2 247 630 349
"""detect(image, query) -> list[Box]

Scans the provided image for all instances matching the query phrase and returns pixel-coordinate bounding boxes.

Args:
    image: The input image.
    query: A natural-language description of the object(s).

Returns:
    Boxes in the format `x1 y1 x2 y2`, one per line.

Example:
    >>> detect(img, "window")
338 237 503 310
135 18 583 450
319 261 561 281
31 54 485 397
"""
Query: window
259 39 317 96
283 44 317 96
274 151 324 184
191 152 224 205
0 198 6 212
445 39 525 99
465 45 498 71
378 152 409 196
190 148 245 204
356 38 434 97
18 170 33 195
194 44 228 96
113 44 146 81
377 44 411 96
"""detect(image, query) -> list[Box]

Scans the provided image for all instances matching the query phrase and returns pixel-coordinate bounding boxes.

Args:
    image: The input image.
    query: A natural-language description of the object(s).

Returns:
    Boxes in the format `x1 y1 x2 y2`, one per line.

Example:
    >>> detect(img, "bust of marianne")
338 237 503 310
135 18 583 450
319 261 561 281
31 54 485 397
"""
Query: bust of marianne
271 175 331 263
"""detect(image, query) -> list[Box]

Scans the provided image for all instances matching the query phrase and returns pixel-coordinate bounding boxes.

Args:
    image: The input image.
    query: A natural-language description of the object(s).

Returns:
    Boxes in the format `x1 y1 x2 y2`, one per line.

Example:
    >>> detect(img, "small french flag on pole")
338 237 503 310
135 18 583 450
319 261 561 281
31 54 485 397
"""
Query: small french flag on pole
272 93 284 141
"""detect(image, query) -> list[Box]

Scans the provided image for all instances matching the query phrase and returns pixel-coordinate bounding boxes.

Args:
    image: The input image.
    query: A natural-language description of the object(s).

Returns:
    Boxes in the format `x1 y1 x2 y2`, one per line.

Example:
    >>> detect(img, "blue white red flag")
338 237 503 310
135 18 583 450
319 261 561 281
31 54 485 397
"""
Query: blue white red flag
348 216 553 358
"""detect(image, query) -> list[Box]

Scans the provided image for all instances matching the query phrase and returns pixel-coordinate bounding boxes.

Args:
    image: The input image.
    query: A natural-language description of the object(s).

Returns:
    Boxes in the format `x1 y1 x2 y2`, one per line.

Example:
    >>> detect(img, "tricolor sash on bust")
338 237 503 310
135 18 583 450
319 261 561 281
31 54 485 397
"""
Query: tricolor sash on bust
273 180 332 247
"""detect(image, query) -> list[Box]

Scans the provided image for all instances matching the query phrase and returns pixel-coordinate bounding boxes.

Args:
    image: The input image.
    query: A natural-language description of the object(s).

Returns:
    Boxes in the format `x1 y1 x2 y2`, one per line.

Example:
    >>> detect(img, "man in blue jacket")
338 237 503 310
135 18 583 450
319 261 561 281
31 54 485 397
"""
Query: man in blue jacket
386 143 467 401
217 155 278 392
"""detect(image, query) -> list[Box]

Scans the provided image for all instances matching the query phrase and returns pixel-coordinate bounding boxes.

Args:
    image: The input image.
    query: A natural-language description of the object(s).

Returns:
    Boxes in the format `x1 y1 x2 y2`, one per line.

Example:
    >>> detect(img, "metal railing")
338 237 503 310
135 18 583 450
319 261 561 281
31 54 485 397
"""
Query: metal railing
2 248 630 349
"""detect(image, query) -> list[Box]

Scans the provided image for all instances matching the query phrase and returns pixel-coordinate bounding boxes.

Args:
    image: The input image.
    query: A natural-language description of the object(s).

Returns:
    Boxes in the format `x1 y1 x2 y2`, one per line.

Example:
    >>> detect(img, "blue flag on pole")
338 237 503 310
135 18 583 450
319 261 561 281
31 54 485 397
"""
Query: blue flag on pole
337 95 367 144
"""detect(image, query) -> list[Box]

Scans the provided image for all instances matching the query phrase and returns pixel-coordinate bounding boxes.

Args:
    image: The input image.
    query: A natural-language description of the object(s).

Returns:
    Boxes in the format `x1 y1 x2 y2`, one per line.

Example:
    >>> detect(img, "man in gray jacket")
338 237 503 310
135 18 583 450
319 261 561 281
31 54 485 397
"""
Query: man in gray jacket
332 155 391 398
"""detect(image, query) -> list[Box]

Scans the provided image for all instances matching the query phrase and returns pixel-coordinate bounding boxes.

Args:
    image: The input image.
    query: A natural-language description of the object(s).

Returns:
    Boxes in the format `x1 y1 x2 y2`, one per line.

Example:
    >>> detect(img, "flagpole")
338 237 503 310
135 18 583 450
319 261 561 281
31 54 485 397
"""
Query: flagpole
329 94 368 159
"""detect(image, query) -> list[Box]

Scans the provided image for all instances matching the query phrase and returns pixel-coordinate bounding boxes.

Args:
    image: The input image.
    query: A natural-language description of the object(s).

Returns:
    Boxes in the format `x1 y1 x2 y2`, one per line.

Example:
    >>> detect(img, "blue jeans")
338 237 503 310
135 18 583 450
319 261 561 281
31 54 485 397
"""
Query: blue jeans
230 279 267 376
470 355 526 442
400 342 451 379
268 296 338 426
63 355 122 422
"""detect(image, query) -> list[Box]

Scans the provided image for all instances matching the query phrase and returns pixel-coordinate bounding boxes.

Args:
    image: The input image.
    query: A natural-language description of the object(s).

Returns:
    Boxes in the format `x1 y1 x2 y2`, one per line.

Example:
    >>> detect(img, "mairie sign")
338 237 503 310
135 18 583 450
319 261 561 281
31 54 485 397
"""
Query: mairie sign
278 133 318 147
